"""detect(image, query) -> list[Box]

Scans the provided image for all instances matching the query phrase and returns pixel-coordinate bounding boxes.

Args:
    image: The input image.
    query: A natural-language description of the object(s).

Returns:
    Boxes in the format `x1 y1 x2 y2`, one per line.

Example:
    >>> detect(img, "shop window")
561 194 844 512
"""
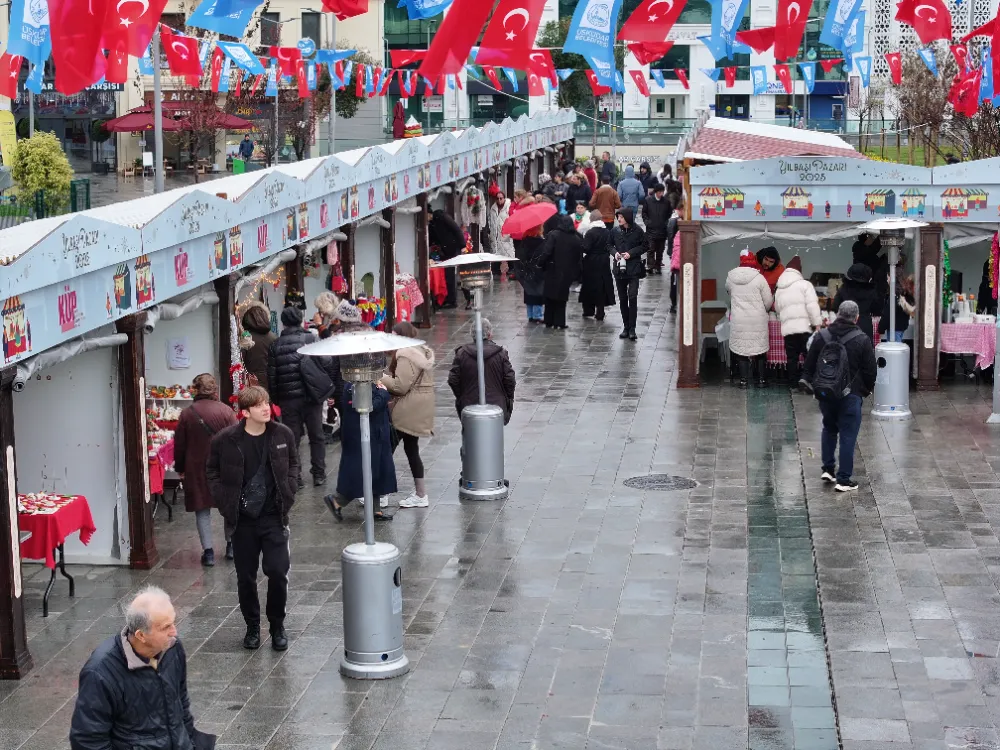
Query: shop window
259 12 281 50
655 99 665 113
651 45 691 72
717 53 751 81
301 12 322 48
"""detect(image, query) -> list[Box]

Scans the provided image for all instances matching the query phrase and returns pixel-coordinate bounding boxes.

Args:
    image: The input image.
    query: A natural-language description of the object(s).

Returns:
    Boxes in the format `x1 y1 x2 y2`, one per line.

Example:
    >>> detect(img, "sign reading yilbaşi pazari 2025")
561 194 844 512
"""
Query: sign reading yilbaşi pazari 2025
690 156 1000 224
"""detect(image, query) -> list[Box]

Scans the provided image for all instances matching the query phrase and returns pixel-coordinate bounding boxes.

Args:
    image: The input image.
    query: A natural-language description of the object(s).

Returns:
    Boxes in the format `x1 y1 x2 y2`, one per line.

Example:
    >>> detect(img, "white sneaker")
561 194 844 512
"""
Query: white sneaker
820 471 836 483
398 494 429 508
379 495 389 508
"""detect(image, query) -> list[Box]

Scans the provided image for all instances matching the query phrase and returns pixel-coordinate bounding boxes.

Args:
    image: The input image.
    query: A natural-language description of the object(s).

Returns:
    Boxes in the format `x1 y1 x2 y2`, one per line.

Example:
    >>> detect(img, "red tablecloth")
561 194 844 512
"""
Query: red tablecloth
148 456 165 495
940 323 996 370
429 268 448 306
767 317 881 365
19 494 96 568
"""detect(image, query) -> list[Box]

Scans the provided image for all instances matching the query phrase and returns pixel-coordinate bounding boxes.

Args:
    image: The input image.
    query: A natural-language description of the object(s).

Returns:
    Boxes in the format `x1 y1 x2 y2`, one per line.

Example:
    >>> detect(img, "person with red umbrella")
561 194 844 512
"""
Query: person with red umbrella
504 202 557 322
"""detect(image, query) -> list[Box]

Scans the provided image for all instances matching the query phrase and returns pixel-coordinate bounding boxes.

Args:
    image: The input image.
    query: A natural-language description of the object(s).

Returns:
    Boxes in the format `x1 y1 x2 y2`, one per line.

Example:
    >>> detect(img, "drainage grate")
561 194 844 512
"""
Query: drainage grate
623 474 697 491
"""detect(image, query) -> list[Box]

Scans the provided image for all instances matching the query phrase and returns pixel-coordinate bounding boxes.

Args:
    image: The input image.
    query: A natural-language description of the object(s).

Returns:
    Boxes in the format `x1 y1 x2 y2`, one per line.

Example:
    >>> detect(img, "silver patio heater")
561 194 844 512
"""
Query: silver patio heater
859 218 926 421
433 252 518 501
299 329 425 680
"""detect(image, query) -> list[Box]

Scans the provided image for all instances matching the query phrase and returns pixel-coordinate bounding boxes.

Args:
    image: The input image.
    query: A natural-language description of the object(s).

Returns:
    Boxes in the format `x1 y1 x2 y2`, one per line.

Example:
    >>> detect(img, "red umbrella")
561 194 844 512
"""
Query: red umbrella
502 202 557 239
102 111 185 132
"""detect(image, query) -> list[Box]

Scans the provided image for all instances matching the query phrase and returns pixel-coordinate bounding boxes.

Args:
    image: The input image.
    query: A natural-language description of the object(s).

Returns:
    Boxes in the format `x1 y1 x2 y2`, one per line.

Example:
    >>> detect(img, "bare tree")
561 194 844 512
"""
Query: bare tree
894 46 956 166
850 80 887 153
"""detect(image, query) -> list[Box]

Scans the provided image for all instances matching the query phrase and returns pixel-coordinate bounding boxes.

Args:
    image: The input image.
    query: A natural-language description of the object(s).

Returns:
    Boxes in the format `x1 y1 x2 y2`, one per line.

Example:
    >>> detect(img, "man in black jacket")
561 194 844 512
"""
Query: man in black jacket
611 207 646 341
208 386 299 651
448 318 516 424
600 151 617 185
640 183 671 274
268 305 331 487
803 300 877 492
70 586 215 750
428 209 466 308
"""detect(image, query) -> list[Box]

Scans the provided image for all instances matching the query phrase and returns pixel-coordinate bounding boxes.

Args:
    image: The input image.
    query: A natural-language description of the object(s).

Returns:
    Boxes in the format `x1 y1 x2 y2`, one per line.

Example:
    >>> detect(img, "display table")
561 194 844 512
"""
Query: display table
150 439 176 521
18 493 95 616
429 267 448 307
940 323 996 370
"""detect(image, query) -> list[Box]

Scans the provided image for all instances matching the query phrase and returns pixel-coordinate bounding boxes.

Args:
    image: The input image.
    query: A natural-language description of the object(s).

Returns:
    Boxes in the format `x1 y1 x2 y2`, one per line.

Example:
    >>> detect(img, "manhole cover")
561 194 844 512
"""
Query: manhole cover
623 474 697 491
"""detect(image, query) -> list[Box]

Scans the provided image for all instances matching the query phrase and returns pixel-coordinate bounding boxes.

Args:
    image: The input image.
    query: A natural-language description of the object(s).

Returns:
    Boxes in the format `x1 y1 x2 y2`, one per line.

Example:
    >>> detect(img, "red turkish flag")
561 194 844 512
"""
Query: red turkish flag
476 0 547 69
390 50 426 67
296 59 309 98
372 67 383 91
419 0 494 81
676 68 689 89
380 69 394 95
627 42 674 65
949 67 982 116
0 54 22 99
484 65 502 90
586 70 611 95
423 76 434 96
270 47 303 78
618 0 685 42
250 73 264 96
101 0 169 58
210 47 225 92
774 64 792 93
629 69 650 96
819 58 843 72
774 0 812 60
355 66 365 96
884 51 903 84
951 44 969 73
735 27 776 55
724 66 736 87
527 70 545 96
105 42 129 84
48 0 110 94
233 69 243 97
436 75 447 95
528 49 559 86
162 26 203 77
321 0 369 20
455 72 463 89
895 0 952 44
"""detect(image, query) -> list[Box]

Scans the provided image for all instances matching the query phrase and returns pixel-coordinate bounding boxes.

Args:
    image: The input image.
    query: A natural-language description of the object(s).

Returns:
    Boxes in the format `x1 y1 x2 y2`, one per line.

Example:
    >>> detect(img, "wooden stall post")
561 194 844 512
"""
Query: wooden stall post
522 157 532 192
445 182 457 218
677 221 701 388
917 224 943 391
214 274 236 407
414 194 432 328
284 249 303 296
116 313 159 570
0 368 32 680
536 152 544 181
506 161 516 197
568 139 576 162
381 207 397 327
339 223 356 299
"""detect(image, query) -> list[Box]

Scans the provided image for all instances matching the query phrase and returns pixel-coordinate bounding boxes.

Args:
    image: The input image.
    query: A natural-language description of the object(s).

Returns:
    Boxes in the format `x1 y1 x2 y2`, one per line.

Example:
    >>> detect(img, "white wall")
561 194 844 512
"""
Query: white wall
144 304 218 386
355 224 382 297
395 213 418 276
948 241 992 301
14 344 129 565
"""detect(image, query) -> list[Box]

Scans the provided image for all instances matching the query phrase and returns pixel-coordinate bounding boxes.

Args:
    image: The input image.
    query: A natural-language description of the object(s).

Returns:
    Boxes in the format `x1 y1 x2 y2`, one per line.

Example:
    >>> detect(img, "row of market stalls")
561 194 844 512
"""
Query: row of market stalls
676 155 1000 388
0 108 577 679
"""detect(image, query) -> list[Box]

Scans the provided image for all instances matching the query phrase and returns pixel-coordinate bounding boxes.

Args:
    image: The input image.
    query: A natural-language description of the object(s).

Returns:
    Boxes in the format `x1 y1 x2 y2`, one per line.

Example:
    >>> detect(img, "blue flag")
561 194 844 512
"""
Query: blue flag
199 42 212 70
557 68 574 81
564 0 624 87
701 67 721 82
751 65 767 94
365 65 374 94
139 44 155 75
650 69 665 88
187 0 258 37
307 61 317 91
798 62 816 93
915 47 938 78
218 58 232 93
315 49 356 65
7 0 51 67
465 65 482 80
216 41 266 75
342 61 353 84
447 73 455 90
613 70 625 93
717 0 750 59
855 55 871 87
265 62 278 96
397 0 453 20
503 67 519 91
843 10 865 56
24 62 43 94
820 0 863 53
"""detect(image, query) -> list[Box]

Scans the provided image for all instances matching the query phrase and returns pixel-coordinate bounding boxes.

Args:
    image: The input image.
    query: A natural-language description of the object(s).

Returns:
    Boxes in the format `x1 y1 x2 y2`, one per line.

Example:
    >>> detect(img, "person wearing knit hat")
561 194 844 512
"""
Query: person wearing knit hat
727 249 774 388
774 255 822 388
334 299 363 324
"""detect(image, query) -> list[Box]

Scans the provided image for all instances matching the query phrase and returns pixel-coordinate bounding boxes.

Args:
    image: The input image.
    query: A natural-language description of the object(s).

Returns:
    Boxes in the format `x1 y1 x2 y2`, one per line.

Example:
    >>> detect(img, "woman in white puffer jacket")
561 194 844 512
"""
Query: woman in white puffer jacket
773 255 822 385
726 249 773 388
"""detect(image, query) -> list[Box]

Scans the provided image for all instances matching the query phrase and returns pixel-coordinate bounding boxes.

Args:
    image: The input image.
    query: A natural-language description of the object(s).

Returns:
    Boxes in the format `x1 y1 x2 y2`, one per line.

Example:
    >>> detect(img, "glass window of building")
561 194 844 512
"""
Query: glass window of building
717 53 751 80
650 46 691 72
301 12 322 48
260 13 281 49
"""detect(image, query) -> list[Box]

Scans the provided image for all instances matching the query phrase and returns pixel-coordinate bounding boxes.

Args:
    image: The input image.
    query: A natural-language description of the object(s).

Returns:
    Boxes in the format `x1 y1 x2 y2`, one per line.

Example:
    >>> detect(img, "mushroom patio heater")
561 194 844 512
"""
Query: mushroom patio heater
433 252 518 501
299 329 425 680
859 218 926 421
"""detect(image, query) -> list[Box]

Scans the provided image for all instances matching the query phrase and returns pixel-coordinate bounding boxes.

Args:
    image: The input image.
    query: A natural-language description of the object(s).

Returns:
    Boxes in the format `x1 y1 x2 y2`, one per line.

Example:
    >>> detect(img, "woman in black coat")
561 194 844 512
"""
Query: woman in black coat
565 175 592 210
330 382 396 520
428 209 465 308
833 263 884 342
515 229 546 322
579 210 616 320
537 214 583 329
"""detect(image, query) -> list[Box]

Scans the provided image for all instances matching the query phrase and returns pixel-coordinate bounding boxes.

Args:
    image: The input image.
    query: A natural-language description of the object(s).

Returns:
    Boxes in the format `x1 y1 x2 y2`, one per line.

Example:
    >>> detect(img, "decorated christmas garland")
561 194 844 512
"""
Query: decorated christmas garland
942 240 953 311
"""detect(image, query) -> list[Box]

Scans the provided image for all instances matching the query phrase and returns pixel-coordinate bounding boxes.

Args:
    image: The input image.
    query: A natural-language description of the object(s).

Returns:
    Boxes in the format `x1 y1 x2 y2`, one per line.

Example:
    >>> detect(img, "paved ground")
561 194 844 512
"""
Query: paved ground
5 274 1000 750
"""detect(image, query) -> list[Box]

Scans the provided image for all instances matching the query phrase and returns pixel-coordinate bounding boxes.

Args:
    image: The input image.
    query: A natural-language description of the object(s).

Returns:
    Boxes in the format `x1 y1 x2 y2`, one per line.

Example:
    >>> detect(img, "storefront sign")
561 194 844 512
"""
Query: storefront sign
425 96 443 113
0 112 15 168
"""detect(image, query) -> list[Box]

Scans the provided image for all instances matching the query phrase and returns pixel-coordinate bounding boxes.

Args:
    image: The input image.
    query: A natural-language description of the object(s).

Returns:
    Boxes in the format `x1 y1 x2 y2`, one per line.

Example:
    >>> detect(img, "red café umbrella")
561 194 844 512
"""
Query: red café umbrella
502 202 557 240
102 111 186 132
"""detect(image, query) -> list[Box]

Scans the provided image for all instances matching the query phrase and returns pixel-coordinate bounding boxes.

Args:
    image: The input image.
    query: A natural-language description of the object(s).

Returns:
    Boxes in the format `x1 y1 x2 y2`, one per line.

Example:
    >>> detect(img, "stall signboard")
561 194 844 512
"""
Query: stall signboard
0 109 576 367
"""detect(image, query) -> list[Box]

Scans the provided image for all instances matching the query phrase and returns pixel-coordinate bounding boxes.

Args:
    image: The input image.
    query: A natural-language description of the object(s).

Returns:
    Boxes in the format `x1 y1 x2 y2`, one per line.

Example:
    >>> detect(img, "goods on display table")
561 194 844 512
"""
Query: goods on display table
146 384 190 518
18 492 95 616
940 322 996 370
403 116 423 139
394 272 424 322
766 315 881 366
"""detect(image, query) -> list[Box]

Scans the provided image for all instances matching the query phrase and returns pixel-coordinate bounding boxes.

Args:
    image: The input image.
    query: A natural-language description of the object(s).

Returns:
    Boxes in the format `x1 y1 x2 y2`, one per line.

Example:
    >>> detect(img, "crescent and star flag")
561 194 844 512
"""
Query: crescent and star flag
949 66 982 116
323 0 368 20
917 47 938 76
484 65 502 89
527 69 545 95
774 63 792 93
774 0 812 59
676 68 689 88
884 51 903 83
585 69 611 94
618 0 686 42
723 66 736 87
270 46 302 78
390 49 426 67
952 43 969 73
296 59 309 97
476 0 547 69
895 0 952 44
161 25 203 76
798 61 816 92
48 0 110 93
627 42 673 65
736 28 775 54
418 0 494 81
101 0 169 58
372 66 382 91
527 50 558 85
751 65 767 94
217 41 266 74
629 69 650 95
7 0 51 67
210 47 224 91
650 68 665 87
0 54 23 99
397 0 451 20
820 0 863 52
564 0 624 87
105 44 129 83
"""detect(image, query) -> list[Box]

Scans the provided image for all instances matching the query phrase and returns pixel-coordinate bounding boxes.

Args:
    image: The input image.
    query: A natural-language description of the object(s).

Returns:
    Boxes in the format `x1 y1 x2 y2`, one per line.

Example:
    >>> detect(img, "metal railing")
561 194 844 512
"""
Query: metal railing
0 177 91 229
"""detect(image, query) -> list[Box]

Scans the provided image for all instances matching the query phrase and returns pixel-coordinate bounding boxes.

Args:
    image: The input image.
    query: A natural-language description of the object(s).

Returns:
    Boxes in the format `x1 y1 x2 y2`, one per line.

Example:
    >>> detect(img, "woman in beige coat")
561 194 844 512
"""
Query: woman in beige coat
380 321 435 508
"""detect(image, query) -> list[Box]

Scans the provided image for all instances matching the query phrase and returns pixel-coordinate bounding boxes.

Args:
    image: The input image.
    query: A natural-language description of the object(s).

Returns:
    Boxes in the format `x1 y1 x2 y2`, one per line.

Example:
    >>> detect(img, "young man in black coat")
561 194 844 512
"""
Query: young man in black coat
207 386 299 651
537 214 583 329
640 183 671 274
611 207 646 341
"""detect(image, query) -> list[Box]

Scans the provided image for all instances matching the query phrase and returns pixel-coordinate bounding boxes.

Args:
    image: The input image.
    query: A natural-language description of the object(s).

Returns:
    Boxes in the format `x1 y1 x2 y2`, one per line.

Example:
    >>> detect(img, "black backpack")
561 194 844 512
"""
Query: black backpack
812 328 865 402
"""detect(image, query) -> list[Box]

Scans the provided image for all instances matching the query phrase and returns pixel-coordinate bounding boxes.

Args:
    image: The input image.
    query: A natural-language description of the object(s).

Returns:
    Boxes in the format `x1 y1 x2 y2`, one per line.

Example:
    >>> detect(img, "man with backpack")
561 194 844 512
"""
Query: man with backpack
802 300 877 492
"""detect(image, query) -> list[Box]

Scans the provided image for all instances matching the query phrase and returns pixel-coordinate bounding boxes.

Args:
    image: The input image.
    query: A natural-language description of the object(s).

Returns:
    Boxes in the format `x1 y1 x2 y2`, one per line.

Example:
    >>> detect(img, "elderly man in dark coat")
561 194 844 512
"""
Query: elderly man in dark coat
173 373 238 566
448 318 517 424
537 213 583 329
579 210 616 320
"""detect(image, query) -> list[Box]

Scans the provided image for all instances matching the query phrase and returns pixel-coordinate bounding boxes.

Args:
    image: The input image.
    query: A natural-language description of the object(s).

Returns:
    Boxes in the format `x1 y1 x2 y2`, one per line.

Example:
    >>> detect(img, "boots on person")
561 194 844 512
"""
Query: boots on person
738 357 750 389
